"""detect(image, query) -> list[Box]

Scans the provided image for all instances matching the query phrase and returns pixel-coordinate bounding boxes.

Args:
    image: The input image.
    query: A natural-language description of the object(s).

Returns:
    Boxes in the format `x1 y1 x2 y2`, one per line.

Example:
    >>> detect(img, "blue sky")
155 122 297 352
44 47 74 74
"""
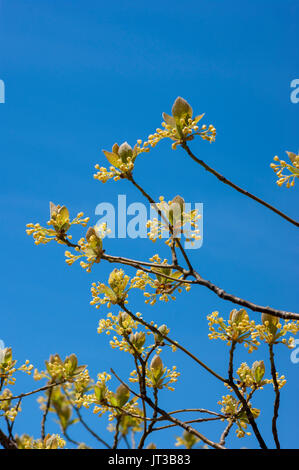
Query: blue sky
0 0 298 449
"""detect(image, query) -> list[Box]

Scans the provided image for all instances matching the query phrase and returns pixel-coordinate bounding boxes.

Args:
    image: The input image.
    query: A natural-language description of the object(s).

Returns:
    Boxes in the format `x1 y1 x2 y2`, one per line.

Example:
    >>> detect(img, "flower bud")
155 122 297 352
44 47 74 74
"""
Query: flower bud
171 97 193 122
115 384 130 407
251 360 265 383
64 354 78 375
0 347 12 366
112 143 119 154
118 142 133 163
150 355 163 374
229 308 247 325
261 313 279 336
94 383 106 403
49 203 70 232
86 227 98 241
130 332 146 350
155 324 168 344
118 312 130 329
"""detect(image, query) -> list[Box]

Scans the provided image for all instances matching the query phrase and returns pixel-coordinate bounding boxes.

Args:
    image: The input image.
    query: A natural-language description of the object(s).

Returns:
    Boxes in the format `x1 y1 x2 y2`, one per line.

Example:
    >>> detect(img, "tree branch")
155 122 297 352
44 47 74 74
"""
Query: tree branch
181 142 299 228
269 344 281 449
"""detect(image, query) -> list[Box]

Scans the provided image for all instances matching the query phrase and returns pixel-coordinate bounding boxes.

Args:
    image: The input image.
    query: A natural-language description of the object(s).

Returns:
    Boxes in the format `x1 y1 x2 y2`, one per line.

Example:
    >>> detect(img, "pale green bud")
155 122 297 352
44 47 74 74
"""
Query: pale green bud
150 355 163 373
118 142 133 163
251 360 265 383
229 308 247 325
115 384 130 407
155 324 168 344
261 313 279 336
171 97 193 122
130 332 146 350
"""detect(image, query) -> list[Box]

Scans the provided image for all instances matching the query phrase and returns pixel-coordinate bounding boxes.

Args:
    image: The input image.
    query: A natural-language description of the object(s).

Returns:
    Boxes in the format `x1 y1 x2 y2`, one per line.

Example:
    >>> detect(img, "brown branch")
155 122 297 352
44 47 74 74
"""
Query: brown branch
227 342 267 449
156 408 226 420
112 416 121 449
0 380 68 402
269 344 281 449
102 251 299 320
153 416 221 432
138 388 159 449
219 420 234 446
41 387 53 440
192 271 299 321
0 428 18 449
181 142 299 228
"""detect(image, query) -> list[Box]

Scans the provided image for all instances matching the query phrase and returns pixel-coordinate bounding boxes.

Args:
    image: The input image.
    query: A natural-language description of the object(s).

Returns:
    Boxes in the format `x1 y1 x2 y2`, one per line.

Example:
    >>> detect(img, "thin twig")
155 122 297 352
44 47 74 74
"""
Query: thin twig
153 416 222 432
41 387 53 440
269 344 281 449
113 416 121 449
219 420 234 446
0 380 67 402
227 342 267 449
181 142 299 228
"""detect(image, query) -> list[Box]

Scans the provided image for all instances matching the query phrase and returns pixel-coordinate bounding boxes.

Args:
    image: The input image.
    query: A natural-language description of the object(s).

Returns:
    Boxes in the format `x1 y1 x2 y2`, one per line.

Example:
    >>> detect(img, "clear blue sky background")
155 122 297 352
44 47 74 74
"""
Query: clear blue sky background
0 0 298 449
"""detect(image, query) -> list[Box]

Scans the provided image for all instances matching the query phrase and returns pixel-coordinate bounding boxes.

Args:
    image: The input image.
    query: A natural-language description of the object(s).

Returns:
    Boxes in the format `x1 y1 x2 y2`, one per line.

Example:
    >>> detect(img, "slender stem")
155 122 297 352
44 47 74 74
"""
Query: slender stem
153 416 221 432
156 408 226 420
181 142 299 228
192 270 299 321
138 388 159 449
219 420 234 446
228 340 236 383
113 416 121 449
269 344 281 449
41 387 53 440
63 430 80 447
227 342 267 449
0 380 68 402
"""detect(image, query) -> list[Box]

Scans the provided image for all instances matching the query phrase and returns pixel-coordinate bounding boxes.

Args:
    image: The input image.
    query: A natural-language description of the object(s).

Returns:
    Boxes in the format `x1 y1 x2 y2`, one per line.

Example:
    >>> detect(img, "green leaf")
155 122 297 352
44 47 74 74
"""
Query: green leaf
162 112 176 128
102 150 122 168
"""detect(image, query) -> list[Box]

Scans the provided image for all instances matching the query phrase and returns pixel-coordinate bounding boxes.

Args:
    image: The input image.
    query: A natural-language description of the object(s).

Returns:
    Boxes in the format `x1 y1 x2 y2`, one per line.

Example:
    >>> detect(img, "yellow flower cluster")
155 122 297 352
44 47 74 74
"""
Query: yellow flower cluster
65 224 109 272
34 353 87 384
270 151 299 187
254 313 299 348
143 97 216 150
94 141 149 183
236 361 271 390
26 203 89 246
131 267 190 305
207 309 260 352
146 196 201 246
0 388 20 422
97 311 149 355
130 355 180 391
218 394 260 438
91 269 130 308
0 347 33 387
15 433 66 449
